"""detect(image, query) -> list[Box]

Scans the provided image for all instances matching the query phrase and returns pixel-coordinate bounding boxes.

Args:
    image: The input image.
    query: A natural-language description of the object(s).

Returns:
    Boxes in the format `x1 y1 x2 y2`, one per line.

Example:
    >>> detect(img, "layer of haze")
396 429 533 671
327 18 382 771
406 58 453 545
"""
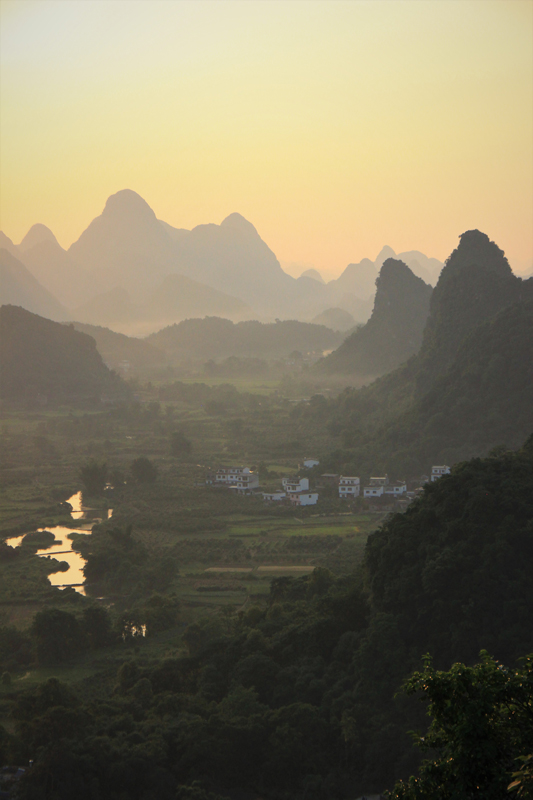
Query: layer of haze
1 0 532 276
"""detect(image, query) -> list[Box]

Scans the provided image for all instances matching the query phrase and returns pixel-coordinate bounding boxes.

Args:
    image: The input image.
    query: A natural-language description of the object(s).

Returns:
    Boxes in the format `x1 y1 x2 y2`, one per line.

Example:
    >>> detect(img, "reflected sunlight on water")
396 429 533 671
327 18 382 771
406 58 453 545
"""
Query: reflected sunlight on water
6 492 112 595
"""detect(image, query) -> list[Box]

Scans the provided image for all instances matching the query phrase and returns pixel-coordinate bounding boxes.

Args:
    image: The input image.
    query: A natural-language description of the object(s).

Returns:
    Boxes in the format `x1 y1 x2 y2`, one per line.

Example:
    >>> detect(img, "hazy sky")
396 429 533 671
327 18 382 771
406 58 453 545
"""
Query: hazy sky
1 0 532 277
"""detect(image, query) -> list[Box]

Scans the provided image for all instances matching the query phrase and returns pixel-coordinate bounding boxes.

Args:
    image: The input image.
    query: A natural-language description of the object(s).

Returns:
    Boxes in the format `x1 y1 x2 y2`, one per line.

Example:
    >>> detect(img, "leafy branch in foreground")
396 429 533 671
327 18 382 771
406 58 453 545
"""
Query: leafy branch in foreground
389 651 533 799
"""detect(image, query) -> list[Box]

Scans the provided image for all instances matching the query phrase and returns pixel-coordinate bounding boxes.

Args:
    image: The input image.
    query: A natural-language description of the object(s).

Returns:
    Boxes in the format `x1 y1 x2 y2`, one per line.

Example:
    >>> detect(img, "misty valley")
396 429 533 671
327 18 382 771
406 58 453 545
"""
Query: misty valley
0 214 533 800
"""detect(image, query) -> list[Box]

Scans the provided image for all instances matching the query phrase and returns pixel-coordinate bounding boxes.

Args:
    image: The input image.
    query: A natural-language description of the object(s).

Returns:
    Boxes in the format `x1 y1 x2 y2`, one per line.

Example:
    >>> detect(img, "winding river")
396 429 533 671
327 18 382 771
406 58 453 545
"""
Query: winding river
6 492 112 595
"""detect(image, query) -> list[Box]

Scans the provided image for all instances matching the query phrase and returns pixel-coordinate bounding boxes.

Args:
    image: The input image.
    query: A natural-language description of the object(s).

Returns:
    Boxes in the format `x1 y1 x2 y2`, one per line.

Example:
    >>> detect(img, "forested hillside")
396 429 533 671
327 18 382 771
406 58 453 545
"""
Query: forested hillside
71 322 166 372
317 258 432 377
2 438 532 799
300 231 533 474
317 298 533 475
0 306 130 405
146 316 345 361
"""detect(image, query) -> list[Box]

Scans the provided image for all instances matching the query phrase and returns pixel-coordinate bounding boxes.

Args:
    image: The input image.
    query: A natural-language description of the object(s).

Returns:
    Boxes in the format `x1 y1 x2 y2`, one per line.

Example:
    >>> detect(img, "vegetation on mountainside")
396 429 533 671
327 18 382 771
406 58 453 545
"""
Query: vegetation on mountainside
0 437 532 799
146 317 345 361
317 258 432 377
312 298 533 475
0 306 130 405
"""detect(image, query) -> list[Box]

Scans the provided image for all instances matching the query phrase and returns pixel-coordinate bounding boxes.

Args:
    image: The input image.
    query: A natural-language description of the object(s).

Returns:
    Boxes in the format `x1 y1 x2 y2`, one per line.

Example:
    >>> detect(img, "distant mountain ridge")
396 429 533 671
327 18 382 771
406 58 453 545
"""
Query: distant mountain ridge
0 249 67 321
0 189 444 332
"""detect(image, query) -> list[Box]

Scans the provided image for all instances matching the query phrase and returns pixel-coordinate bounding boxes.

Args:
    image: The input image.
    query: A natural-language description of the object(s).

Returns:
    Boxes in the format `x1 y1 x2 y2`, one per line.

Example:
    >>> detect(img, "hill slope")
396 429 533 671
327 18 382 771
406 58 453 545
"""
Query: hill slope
70 322 166 372
317 258 432 377
146 317 345 362
0 249 67 321
0 305 129 405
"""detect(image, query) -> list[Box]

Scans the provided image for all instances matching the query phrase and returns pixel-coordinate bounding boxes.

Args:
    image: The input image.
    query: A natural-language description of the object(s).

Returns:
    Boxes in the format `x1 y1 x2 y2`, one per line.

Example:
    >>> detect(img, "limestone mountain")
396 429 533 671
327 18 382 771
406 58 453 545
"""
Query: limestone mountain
0 249 67 321
20 238 81 308
414 229 530 395
311 307 356 331
0 232 22 258
330 258 377 300
312 231 533 472
317 258 432 377
0 305 129 405
68 189 176 302
300 268 325 283
325 298 533 477
18 223 59 252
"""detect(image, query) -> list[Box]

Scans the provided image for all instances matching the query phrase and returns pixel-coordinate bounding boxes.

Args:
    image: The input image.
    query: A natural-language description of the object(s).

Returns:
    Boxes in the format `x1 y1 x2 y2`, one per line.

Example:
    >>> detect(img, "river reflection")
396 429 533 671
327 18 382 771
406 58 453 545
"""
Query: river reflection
6 492 111 595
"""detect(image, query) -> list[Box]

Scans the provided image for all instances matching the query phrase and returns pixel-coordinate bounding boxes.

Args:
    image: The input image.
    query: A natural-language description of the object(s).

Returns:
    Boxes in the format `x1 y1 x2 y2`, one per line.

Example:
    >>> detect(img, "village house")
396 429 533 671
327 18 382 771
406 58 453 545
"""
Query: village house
302 458 320 469
431 465 450 481
338 476 360 498
214 467 259 492
289 491 319 506
282 477 310 493
262 491 286 502
363 484 384 498
384 481 407 496
369 475 389 487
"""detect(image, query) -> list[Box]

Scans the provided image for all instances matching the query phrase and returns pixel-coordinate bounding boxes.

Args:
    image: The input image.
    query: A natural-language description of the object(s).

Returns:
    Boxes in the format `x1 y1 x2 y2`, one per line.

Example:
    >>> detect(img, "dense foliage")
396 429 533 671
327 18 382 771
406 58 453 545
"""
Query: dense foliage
146 317 344 361
390 653 533 799
1 438 532 798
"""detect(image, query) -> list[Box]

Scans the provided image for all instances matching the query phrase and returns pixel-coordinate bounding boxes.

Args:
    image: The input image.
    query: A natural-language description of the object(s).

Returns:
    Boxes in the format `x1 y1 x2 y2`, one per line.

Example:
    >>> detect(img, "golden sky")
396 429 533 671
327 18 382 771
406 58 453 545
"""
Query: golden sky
1 0 532 277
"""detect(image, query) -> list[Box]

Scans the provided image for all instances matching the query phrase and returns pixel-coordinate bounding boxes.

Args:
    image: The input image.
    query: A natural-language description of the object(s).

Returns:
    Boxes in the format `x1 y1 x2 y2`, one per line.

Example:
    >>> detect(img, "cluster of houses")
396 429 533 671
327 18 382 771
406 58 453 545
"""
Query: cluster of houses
207 461 450 508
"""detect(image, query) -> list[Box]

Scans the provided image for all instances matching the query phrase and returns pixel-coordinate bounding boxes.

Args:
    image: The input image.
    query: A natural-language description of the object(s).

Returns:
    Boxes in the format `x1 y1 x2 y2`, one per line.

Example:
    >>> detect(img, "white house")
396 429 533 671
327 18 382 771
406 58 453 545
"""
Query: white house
289 491 318 506
431 465 450 482
262 491 286 502
303 458 320 469
384 481 407 496
369 475 389 487
364 485 384 498
215 467 259 491
339 476 360 498
282 477 310 493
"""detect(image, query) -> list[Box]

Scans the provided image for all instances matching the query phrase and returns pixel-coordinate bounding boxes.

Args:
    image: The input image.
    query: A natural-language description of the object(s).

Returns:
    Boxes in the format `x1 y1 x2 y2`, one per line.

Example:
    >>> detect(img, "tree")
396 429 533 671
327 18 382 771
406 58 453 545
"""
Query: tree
390 652 533 799
31 609 87 665
79 460 107 495
81 606 114 649
170 431 193 457
130 456 158 483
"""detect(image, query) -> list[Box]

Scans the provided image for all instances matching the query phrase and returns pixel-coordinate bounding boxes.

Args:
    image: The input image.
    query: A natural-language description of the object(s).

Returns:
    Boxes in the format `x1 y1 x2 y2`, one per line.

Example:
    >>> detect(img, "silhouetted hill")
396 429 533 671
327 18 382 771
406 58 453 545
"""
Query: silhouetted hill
70 322 166 372
20 238 81 308
301 268 325 283
306 232 533 474
64 190 377 321
68 189 176 302
146 317 344 362
317 259 432 377
330 258 377 299
414 229 527 395
0 306 129 405
18 223 59 252
348 299 533 475
311 307 355 331
0 249 67 321
0 232 22 258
